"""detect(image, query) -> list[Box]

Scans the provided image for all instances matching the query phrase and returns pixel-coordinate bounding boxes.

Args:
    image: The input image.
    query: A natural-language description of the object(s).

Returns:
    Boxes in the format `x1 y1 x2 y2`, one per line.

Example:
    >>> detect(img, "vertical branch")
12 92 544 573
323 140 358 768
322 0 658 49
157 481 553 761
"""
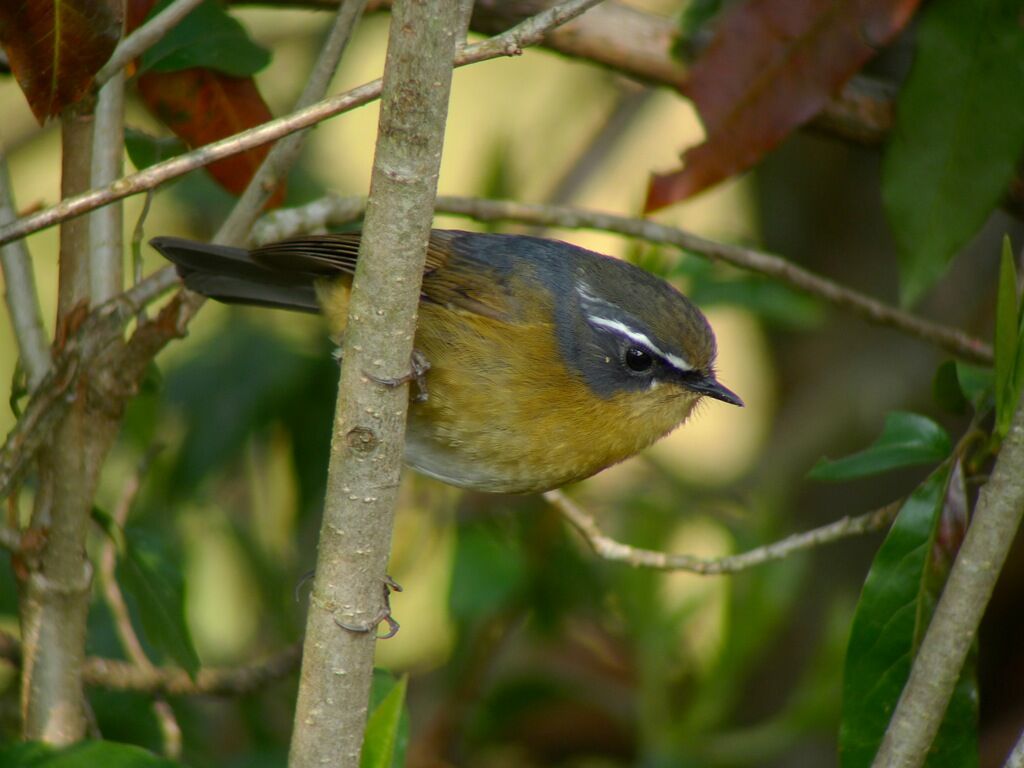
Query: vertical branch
872 391 1024 768
215 0 369 247
20 105 99 743
287 1 467 765
0 153 50 389
90 71 125 305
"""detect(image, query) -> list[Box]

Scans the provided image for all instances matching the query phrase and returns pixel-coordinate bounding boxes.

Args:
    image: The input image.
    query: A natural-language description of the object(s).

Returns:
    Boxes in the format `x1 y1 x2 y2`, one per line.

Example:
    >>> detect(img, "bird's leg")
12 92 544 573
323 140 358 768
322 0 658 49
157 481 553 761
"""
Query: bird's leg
335 575 403 640
364 349 430 402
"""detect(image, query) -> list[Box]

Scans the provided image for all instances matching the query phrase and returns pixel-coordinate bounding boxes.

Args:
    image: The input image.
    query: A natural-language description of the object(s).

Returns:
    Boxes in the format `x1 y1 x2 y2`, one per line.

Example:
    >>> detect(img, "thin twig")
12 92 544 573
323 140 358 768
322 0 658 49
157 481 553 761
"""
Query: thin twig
215 0 369 247
873 391 1024 768
254 195 993 365
84 645 303 696
95 0 206 86
0 152 51 389
545 489 899 574
0 0 606 250
0 630 301 697
99 451 181 757
90 71 125 305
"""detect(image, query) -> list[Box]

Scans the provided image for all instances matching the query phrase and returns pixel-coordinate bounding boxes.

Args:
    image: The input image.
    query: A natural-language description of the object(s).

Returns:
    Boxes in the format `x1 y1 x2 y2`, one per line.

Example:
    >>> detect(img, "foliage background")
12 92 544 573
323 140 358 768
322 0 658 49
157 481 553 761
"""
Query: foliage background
1 1 1023 766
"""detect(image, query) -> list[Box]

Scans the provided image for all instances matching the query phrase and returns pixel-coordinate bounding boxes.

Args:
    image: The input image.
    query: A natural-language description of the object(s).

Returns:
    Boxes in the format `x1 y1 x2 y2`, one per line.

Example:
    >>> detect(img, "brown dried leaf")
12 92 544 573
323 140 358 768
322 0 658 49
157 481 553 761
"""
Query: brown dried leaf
0 0 122 122
137 68 285 206
645 0 920 211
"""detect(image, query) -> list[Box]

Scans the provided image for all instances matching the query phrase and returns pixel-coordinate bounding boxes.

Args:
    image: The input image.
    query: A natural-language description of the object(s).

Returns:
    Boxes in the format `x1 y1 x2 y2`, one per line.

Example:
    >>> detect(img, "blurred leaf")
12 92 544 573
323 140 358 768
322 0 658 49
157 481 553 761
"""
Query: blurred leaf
139 0 269 77
882 0 1024 304
362 674 408 768
679 0 722 43
137 69 285 204
955 363 994 412
690 273 824 328
165 318 312 493
809 411 951 481
0 0 121 122
117 527 200 679
932 361 967 415
0 740 184 767
995 236 1023 437
450 520 527 624
125 128 187 171
671 252 823 327
840 464 978 767
646 0 920 210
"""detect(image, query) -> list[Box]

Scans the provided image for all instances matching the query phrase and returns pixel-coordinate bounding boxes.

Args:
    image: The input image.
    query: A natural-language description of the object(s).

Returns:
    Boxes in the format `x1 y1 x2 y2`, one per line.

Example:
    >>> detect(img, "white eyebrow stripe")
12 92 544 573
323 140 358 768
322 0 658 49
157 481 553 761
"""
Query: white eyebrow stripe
586 315 693 372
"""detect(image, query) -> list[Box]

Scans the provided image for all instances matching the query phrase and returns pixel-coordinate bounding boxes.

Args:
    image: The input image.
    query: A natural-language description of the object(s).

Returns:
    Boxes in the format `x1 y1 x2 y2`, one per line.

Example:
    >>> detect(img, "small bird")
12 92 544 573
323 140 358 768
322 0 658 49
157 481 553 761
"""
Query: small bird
151 230 742 494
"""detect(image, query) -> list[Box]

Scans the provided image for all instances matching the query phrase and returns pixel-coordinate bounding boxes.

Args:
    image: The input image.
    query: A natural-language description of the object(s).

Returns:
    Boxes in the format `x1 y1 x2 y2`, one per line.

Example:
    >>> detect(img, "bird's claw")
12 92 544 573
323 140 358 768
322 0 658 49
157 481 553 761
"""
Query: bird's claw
364 350 430 402
334 576 403 640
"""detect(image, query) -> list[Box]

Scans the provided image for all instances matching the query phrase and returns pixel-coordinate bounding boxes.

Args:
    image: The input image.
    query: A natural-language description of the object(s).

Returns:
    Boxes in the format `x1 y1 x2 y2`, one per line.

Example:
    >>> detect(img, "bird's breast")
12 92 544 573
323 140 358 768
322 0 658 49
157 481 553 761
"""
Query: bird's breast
404 304 700 493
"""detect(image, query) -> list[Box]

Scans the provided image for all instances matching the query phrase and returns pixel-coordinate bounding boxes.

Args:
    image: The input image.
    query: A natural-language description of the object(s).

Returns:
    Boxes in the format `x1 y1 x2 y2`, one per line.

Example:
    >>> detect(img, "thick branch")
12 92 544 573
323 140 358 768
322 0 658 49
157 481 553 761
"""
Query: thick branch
20 106 97 745
546 490 899 574
873 392 1024 768
288 0 473 764
254 195 993 365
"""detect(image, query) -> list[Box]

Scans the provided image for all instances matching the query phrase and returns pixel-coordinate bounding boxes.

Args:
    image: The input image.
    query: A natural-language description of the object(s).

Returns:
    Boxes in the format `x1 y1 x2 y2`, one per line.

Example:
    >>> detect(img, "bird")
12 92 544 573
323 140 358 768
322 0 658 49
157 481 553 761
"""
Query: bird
151 230 742 494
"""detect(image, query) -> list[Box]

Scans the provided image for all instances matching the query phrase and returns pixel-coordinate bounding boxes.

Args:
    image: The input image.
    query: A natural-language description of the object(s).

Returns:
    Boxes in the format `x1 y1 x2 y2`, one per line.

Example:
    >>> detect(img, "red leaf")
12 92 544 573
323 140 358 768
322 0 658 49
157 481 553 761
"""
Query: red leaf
645 0 920 212
0 0 122 122
137 68 285 206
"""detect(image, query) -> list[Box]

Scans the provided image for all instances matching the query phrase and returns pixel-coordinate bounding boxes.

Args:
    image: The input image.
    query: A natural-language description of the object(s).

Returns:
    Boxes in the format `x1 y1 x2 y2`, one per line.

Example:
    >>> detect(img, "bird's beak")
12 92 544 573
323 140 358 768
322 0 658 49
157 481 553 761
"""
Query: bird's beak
687 375 744 407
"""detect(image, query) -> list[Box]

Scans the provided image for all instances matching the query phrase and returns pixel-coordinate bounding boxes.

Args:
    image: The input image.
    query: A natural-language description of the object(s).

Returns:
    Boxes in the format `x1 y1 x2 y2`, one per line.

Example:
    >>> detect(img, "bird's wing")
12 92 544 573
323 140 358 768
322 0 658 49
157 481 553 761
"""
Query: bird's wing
250 232 518 322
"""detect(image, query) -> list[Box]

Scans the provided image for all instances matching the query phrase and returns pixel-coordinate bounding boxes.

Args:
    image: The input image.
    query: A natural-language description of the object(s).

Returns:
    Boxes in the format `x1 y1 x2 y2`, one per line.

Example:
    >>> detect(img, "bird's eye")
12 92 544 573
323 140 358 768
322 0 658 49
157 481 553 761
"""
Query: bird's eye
624 346 654 373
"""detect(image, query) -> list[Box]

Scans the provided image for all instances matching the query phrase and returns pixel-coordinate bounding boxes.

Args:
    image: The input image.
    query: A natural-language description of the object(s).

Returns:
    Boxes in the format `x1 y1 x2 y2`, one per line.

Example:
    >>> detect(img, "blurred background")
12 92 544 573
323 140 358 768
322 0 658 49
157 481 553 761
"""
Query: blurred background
1 1 1022 766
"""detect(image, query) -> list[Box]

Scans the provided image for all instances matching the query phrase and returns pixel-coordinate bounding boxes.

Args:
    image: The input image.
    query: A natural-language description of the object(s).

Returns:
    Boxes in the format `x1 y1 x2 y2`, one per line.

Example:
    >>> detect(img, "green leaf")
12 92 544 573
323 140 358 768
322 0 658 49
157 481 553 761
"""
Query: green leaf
839 465 978 767
361 674 408 768
882 0 1024 304
689 273 824 329
449 522 527 623
165 317 314 494
117 527 200 679
932 361 967 414
808 412 951 482
139 0 270 77
995 236 1021 437
955 362 994 412
0 741 185 767
125 128 187 172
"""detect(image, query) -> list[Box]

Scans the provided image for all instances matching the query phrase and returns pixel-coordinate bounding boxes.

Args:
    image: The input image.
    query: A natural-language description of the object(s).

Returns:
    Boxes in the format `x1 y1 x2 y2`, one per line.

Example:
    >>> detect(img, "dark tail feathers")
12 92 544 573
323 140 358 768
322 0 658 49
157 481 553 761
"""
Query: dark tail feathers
151 236 320 313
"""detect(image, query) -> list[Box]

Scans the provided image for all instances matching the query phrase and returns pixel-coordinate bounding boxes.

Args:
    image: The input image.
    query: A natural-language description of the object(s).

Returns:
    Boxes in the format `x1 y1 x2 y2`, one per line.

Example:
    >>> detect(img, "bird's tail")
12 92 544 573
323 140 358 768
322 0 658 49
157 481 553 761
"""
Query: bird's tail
150 236 321 313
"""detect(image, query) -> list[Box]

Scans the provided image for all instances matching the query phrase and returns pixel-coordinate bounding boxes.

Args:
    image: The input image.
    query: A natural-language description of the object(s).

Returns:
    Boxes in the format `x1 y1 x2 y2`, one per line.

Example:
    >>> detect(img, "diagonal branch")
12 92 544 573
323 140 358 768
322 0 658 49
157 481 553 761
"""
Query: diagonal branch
214 0 370 247
872 391 1024 768
0 0 612 250
95 0 206 86
254 195 993 365
545 489 899 574
0 152 50 389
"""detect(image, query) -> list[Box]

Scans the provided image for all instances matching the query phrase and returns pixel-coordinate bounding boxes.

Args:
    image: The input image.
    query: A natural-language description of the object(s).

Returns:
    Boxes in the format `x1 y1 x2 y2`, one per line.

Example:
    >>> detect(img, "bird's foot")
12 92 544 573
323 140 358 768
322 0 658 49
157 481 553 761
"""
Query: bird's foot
364 349 430 402
335 575 403 640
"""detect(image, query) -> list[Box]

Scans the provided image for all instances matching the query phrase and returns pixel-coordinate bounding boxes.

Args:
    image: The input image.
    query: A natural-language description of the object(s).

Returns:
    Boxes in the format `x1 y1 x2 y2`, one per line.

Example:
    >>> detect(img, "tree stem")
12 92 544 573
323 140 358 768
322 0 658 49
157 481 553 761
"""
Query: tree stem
872 391 1024 768
287 1 468 764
